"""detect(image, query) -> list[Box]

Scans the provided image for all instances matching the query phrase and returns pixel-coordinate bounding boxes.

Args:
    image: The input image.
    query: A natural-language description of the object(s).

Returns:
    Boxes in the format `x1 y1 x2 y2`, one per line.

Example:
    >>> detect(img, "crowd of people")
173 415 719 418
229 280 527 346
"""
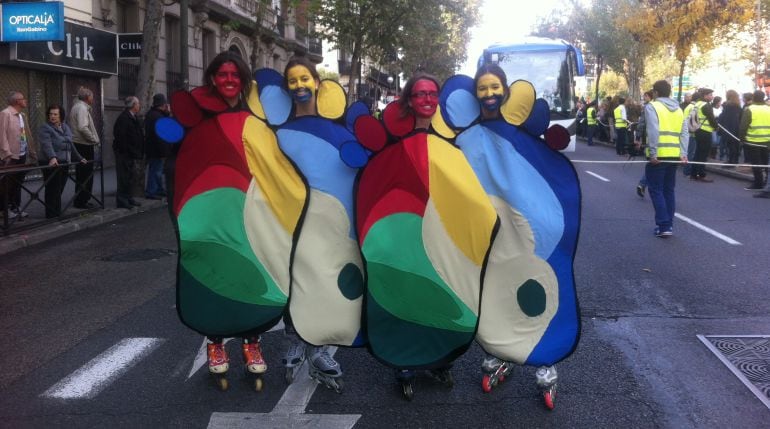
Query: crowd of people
0 86 173 222
576 86 770 200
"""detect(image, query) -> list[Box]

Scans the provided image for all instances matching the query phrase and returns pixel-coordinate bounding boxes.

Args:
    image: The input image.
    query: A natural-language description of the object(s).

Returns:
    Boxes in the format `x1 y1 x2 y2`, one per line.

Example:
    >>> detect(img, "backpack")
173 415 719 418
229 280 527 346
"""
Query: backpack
687 104 701 132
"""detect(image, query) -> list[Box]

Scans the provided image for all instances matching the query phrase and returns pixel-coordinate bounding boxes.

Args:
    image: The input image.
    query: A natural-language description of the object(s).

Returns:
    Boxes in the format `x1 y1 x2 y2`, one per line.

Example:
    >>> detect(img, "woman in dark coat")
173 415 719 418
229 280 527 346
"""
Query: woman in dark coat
718 90 742 165
37 104 84 218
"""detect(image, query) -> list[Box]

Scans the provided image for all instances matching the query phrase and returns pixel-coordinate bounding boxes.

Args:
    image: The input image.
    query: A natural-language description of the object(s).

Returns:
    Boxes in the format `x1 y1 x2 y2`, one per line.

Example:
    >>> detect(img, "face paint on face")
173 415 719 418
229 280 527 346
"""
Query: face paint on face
409 79 439 118
287 65 318 104
213 62 242 102
476 73 505 112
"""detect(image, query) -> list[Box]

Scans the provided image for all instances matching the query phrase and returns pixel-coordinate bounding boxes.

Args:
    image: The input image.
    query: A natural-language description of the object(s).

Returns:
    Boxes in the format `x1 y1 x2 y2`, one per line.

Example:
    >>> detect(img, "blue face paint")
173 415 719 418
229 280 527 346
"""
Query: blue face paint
292 89 312 103
480 94 504 112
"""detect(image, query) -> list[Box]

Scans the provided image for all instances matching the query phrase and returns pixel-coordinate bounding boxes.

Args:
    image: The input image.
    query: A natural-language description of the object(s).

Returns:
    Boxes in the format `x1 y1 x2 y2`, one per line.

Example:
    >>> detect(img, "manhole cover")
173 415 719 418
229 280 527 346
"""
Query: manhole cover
100 248 177 262
698 335 770 409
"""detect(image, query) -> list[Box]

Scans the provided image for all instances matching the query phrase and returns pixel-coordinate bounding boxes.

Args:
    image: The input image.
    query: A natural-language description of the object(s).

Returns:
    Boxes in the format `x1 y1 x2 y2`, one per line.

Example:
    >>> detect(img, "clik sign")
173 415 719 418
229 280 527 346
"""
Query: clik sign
12 21 117 75
0 1 64 42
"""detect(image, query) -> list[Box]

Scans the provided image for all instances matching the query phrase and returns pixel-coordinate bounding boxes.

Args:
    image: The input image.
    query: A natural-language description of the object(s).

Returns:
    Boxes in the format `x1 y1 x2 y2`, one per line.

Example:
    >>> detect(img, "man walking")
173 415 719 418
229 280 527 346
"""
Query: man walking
691 88 717 182
614 97 628 155
645 80 688 237
0 91 35 219
144 93 170 200
69 87 100 209
113 96 144 209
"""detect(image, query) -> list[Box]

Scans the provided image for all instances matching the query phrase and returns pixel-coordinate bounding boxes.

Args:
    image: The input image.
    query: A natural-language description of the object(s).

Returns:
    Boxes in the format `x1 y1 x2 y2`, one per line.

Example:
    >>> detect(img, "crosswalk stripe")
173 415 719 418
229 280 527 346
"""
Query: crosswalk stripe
42 338 164 399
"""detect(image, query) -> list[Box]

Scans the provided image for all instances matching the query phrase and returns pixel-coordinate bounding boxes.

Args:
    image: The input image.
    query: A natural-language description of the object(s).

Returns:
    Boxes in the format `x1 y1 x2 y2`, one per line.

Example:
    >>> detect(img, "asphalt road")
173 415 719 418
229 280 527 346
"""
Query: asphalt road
1 143 768 428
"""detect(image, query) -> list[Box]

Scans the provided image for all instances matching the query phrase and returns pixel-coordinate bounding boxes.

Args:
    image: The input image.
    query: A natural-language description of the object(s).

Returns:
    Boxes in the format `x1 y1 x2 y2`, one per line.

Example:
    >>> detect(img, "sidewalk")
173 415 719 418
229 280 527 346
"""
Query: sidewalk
575 135 755 182
0 166 167 256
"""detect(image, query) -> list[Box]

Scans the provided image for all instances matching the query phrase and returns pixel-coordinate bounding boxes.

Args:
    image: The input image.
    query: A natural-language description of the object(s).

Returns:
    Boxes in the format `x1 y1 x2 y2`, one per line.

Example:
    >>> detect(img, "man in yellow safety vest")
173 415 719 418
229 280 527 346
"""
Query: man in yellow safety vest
739 90 770 192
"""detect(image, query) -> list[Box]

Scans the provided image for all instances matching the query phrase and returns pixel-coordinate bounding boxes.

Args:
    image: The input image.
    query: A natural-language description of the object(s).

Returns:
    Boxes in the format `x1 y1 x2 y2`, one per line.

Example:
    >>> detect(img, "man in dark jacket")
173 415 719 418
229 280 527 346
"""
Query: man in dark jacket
691 88 718 182
144 93 171 199
113 96 144 208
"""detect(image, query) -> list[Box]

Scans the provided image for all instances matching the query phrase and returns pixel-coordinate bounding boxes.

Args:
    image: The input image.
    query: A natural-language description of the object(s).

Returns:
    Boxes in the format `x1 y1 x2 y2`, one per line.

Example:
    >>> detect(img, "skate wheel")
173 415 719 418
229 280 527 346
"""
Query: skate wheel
214 376 229 391
333 378 344 394
254 377 263 392
482 375 493 393
543 389 555 410
402 382 414 401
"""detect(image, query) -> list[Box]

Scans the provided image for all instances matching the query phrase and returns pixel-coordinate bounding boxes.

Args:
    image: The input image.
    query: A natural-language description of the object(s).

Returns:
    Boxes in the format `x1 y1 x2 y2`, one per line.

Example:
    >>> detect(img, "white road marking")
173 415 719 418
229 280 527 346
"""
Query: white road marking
585 170 610 182
674 213 742 245
207 346 361 429
42 338 164 399
187 321 285 379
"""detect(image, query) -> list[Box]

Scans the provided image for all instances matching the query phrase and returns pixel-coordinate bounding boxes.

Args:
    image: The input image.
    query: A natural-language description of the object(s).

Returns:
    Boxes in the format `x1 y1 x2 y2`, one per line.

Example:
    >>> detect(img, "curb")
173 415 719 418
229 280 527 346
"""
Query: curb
0 199 166 256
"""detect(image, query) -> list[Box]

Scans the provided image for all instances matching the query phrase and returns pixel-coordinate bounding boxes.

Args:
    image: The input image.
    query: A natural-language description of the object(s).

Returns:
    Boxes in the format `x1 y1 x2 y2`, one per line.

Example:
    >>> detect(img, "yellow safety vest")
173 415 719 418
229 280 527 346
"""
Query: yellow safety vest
587 107 596 126
648 100 684 158
745 104 770 144
695 100 714 132
614 105 627 128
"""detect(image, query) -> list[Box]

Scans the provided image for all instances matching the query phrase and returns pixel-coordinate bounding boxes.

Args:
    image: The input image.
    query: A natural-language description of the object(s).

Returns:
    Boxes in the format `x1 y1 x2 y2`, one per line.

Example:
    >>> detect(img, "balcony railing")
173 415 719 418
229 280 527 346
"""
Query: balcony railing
118 62 139 98
309 35 322 55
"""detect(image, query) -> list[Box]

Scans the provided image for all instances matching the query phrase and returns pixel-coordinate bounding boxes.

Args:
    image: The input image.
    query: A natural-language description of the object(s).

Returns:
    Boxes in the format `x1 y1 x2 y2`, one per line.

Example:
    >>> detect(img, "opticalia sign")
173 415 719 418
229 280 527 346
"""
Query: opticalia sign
0 1 64 42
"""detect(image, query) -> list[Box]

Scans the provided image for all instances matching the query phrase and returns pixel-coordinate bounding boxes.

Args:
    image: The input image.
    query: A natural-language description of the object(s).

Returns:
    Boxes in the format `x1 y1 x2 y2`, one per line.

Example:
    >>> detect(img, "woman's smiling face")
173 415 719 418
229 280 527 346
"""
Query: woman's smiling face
476 73 505 112
287 65 318 104
409 79 439 118
213 61 242 103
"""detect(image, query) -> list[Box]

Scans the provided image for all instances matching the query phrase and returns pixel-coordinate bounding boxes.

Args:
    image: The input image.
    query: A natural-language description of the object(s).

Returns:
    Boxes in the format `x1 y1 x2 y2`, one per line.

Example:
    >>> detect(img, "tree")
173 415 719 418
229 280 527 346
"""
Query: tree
622 0 756 101
135 0 164 112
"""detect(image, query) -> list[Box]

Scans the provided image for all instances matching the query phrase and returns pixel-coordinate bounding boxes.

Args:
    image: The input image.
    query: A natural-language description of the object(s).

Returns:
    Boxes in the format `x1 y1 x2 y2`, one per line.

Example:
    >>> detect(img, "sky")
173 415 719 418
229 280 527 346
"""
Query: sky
459 0 568 76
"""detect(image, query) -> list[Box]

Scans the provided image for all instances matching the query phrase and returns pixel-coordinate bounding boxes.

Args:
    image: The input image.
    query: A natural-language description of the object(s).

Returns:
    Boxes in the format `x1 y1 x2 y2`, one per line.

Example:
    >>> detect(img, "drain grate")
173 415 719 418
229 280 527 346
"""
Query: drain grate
698 335 770 409
100 248 177 262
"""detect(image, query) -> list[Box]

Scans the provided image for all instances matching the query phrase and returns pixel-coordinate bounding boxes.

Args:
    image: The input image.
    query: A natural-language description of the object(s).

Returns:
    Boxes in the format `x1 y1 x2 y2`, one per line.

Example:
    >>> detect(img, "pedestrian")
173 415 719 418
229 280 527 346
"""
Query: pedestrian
690 88 717 182
636 90 653 197
69 87 100 209
645 80 688 237
614 97 629 155
739 90 770 191
113 96 144 209
144 93 170 200
586 100 597 146
718 90 741 166
682 91 700 177
0 90 35 219
37 104 86 218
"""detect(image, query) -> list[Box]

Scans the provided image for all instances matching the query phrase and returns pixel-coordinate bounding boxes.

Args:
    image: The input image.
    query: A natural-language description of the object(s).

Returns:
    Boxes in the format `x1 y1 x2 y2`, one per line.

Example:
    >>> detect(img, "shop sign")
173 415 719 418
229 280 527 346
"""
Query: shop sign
12 21 117 75
0 1 64 42
118 33 142 59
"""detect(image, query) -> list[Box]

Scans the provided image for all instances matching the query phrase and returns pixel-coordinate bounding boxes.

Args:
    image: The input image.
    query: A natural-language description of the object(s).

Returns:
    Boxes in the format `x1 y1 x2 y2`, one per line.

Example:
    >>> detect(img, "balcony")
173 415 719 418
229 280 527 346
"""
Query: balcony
338 60 352 76
309 35 322 55
118 62 139 99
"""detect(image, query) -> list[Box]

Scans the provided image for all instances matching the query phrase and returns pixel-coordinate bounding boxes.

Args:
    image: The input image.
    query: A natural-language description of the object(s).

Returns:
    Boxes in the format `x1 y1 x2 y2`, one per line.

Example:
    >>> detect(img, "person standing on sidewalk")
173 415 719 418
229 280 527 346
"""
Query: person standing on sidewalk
0 91 35 219
37 104 86 218
645 80 688 237
586 100 597 146
69 87 100 209
112 96 144 209
614 97 629 155
144 93 170 200
635 90 653 197
739 90 770 191
718 90 742 167
691 88 717 182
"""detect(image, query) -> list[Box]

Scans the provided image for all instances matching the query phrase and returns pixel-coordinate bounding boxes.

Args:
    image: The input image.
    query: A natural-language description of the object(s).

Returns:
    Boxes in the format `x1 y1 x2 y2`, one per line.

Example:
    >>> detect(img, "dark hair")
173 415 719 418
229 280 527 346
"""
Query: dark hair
397 72 440 118
753 90 765 103
652 80 671 98
643 90 654 99
742 92 753 102
474 63 510 105
46 103 65 121
283 56 321 86
618 97 626 104
203 51 251 101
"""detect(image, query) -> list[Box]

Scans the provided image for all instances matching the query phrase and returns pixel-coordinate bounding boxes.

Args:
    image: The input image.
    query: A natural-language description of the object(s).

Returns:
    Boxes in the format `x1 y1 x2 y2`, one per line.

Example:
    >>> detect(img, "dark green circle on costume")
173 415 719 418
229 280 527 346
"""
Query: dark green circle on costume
517 279 546 317
338 263 364 300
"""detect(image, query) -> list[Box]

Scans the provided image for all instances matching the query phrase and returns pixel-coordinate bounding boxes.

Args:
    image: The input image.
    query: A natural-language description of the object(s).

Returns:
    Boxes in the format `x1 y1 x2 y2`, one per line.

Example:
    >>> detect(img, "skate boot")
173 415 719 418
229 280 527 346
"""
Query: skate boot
396 369 416 401
481 354 513 393
306 346 343 393
426 366 454 388
536 365 558 410
281 339 306 385
242 339 266 391
207 342 229 391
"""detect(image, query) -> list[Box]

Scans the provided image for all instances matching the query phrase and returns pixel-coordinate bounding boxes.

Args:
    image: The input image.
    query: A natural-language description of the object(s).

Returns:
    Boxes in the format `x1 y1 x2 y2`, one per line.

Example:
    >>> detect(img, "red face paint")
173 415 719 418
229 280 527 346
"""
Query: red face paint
409 79 439 119
213 62 242 103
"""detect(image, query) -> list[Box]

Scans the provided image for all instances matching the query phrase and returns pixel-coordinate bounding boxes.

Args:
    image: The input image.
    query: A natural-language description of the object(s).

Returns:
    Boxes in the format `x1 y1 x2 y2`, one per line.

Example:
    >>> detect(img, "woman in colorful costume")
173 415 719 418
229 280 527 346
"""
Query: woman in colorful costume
354 73 499 400
439 64 581 409
161 51 306 391
252 57 369 392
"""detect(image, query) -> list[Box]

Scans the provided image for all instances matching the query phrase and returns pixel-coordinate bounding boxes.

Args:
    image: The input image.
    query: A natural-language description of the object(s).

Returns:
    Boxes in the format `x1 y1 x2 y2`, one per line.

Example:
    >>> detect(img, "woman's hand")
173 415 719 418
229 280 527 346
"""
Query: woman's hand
48 158 58 166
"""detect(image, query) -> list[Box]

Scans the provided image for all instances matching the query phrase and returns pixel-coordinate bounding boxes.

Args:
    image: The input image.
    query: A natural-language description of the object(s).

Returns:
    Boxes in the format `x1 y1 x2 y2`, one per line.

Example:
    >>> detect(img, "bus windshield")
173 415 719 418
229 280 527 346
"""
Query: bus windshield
494 50 575 119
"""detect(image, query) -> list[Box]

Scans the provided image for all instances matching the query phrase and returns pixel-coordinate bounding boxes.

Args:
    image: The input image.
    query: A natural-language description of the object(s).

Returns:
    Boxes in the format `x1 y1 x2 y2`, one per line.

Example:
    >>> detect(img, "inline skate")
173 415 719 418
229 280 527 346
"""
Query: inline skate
536 365 558 410
207 341 230 391
307 346 344 393
481 354 513 393
242 338 266 391
396 369 416 401
425 366 454 388
281 338 306 384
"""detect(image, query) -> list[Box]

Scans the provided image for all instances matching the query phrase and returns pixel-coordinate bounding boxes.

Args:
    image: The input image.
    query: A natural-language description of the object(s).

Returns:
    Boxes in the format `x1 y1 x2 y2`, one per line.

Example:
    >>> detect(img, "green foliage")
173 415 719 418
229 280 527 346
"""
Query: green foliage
318 68 340 82
598 70 629 100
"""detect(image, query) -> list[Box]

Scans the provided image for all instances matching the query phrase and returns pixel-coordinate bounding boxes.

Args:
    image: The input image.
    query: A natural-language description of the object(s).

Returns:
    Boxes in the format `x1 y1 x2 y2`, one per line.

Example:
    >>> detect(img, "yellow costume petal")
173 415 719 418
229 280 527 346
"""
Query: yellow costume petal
501 80 535 126
317 80 346 120
247 80 266 120
431 104 457 139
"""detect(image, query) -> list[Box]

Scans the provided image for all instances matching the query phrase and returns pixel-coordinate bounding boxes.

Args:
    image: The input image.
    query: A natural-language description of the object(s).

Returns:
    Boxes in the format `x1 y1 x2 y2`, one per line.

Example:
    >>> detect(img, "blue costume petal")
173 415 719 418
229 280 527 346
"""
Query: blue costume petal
155 117 185 143
439 75 479 129
254 68 292 126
